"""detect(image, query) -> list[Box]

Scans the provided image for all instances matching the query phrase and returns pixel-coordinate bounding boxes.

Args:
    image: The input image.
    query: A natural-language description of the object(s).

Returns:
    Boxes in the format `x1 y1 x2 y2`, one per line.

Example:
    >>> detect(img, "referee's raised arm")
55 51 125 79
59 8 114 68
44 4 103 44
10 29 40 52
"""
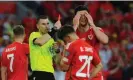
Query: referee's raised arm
48 15 62 40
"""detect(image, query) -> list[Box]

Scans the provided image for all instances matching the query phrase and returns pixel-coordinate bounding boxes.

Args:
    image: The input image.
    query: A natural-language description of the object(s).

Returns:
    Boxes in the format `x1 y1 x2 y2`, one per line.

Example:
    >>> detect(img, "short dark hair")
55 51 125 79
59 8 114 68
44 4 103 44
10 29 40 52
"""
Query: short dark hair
57 25 75 40
13 25 25 36
36 15 48 24
75 5 88 15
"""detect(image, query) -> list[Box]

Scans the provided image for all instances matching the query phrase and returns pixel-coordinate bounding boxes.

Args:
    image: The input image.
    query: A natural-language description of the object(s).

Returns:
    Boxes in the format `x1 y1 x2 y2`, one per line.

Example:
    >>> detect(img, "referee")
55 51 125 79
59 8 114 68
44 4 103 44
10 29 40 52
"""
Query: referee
29 15 56 80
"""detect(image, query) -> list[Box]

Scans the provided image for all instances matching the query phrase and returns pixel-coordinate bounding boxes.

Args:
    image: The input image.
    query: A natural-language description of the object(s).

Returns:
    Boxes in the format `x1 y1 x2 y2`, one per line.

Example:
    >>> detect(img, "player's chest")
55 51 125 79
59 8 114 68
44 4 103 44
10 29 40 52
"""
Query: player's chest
77 31 96 43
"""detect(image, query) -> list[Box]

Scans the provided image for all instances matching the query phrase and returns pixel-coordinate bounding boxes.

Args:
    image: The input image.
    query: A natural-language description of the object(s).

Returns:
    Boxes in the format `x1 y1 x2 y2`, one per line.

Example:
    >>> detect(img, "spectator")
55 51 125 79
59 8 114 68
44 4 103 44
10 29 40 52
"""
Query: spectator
3 14 17 42
22 10 36 43
99 44 112 70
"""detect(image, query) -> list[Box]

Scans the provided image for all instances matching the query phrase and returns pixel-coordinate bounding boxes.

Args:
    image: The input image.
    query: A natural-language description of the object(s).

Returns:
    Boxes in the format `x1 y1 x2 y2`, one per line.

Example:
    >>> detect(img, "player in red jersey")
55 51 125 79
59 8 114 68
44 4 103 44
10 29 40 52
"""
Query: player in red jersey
57 25 103 80
1 25 29 80
73 5 108 52
72 5 109 80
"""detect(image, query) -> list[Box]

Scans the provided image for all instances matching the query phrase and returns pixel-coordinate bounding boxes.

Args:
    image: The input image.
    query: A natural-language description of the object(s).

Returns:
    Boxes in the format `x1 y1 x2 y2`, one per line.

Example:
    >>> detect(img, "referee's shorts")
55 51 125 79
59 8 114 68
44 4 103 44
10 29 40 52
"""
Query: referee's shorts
32 71 55 80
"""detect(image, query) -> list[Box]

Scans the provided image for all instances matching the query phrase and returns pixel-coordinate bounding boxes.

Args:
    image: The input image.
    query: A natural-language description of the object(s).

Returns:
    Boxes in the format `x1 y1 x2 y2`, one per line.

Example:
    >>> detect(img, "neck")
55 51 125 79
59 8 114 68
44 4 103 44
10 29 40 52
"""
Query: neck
70 33 79 42
14 38 23 43
78 25 90 32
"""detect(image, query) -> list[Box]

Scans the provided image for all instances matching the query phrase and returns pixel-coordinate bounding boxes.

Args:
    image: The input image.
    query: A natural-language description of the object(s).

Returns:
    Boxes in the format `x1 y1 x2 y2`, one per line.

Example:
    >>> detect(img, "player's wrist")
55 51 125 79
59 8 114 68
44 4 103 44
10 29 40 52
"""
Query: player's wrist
92 26 98 31
73 24 78 30
90 24 96 28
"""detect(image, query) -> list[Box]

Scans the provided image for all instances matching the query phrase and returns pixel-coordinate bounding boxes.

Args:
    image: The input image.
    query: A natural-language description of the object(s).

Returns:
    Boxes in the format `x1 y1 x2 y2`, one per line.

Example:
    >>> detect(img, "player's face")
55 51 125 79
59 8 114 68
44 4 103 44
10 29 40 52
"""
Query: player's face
79 14 88 26
63 36 71 44
37 18 50 34
78 11 88 27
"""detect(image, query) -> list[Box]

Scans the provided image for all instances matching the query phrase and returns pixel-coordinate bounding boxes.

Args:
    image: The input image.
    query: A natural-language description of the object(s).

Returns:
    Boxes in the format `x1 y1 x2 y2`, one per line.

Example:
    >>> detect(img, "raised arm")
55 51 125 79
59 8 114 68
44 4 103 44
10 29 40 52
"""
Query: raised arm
85 13 109 44
73 12 81 31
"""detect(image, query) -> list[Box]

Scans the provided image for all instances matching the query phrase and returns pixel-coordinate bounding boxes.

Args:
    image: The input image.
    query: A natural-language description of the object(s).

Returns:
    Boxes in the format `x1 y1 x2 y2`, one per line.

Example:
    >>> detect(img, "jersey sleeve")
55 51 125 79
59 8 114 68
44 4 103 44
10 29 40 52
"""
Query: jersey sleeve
92 49 101 66
29 32 40 45
62 43 74 65
1 49 7 67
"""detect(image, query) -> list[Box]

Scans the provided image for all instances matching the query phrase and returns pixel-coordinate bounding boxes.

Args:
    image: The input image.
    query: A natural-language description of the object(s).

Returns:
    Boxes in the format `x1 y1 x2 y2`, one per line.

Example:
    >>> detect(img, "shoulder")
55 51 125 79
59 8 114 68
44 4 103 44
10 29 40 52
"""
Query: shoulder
29 32 40 41
6 43 14 49
2 44 12 55
22 43 29 46
22 43 29 48
30 32 39 36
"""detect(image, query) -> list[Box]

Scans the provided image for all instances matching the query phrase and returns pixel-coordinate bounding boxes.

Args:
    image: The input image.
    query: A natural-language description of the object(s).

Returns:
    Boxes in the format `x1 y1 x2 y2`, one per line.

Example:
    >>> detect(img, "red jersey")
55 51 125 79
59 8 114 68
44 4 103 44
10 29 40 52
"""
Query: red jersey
76 27 104 52
1 42 29 80
76 27 104 79
63 39 101 80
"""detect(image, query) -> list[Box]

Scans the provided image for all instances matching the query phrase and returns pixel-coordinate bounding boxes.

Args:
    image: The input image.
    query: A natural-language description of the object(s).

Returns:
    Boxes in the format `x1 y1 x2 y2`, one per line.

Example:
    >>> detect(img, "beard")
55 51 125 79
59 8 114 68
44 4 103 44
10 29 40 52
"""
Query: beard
40 28 48 34
79 21 88 27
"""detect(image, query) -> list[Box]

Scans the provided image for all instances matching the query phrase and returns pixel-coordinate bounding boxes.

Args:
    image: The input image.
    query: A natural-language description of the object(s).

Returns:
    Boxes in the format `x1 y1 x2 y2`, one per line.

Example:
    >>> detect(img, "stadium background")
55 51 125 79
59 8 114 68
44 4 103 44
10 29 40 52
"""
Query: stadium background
0 1 133 80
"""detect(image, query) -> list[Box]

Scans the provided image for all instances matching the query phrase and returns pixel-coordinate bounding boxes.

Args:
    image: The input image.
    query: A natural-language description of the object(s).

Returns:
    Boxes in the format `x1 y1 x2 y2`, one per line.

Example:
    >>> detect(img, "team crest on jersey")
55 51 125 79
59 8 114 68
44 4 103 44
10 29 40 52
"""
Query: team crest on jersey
88 34 93 40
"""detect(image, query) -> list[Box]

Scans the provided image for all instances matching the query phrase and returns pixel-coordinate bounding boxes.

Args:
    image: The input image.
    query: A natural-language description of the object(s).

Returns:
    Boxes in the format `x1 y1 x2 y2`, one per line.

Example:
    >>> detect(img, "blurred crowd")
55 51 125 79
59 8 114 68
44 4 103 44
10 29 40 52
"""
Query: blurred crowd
0 1 133 80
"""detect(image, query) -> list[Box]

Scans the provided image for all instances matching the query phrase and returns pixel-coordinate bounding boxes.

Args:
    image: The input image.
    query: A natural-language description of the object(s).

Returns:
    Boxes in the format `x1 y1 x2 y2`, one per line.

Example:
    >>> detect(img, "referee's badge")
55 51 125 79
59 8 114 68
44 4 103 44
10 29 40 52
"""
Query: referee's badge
88 34 93 40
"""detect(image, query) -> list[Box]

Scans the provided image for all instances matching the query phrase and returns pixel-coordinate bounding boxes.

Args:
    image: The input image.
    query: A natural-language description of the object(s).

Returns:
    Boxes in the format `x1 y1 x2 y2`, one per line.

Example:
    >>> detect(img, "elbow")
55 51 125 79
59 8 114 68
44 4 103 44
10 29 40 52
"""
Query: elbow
96 63 103 70
98 63 103 71
102 36 109 44
103 39 109 44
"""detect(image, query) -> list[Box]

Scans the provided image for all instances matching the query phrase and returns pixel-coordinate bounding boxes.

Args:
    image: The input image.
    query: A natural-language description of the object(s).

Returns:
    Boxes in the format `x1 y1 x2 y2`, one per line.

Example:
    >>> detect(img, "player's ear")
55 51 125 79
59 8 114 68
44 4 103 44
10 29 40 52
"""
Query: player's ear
67 35 71 40
36 24 39 29
66 35 71 42
64 36 69 42
24 33 26 38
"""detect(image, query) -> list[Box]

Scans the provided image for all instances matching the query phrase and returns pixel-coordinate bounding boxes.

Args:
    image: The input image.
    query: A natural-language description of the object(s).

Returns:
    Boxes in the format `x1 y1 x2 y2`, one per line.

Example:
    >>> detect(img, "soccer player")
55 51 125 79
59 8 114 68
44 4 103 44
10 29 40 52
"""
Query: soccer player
73 5 109 80
57 25 103 80
73 5 109 50
1 25 29 80
29 15 55 80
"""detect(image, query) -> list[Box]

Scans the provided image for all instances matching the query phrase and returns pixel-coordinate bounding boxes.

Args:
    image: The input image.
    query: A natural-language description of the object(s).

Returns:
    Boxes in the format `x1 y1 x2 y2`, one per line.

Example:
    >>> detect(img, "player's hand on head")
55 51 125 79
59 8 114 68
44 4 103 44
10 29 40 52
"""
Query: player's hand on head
73 12 81 30
85 13 95 27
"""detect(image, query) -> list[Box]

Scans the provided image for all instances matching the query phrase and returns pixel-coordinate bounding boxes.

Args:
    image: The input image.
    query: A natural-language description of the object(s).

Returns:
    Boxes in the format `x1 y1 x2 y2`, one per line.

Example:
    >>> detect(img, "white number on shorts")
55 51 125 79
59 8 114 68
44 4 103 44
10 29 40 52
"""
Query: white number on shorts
76 55 93 78
7 54 14 72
